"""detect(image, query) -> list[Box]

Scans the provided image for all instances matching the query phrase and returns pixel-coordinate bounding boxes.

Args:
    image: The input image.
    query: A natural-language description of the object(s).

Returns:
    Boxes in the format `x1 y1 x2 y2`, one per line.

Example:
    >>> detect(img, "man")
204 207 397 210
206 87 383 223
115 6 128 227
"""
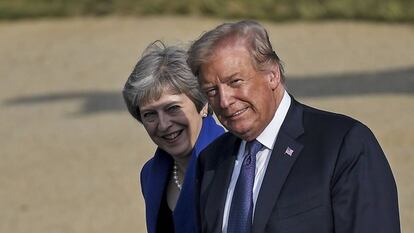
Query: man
187 20 400 233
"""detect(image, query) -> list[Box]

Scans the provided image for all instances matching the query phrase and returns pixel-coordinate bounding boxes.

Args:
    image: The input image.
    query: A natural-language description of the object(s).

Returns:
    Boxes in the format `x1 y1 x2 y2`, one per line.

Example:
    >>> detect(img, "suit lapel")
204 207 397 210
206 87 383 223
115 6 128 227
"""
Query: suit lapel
204 136 241 233
253 98 305 233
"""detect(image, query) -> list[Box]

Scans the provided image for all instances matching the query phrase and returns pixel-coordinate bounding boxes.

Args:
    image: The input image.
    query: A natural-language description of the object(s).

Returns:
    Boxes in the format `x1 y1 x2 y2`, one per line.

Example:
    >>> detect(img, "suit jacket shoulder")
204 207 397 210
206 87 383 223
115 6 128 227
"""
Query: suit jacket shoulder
301 102 358 131
198 132 240 170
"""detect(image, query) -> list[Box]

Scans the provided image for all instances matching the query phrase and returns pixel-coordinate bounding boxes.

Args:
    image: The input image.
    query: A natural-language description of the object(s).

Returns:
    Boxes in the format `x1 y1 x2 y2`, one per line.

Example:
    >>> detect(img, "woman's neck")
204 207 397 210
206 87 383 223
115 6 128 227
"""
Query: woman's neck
173 155 191 173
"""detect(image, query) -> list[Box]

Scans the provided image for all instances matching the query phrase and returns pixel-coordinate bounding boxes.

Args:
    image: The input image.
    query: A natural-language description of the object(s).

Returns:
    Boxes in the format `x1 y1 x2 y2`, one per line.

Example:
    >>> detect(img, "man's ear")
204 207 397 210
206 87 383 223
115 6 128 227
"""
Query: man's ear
267 65 281 90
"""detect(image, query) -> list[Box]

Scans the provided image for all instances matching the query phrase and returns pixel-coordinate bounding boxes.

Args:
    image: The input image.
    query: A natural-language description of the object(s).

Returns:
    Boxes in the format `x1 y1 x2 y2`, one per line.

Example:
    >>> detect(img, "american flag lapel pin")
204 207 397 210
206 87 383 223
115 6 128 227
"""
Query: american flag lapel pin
284 147 294 156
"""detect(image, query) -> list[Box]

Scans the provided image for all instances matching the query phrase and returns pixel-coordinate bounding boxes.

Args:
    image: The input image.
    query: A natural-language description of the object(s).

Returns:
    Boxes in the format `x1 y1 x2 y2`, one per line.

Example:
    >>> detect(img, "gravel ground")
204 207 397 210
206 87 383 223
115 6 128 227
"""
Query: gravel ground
0 16 413 233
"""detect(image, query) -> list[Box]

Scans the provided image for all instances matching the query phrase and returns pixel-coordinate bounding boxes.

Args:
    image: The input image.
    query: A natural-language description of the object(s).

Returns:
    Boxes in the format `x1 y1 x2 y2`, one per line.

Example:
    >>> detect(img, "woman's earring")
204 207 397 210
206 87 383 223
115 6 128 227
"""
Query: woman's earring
201 104 209 118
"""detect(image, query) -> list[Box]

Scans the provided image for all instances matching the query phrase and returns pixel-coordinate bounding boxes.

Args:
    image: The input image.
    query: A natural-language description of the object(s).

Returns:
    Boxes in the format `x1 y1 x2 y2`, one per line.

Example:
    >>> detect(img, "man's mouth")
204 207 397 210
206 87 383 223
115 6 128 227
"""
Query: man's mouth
227 107 248 119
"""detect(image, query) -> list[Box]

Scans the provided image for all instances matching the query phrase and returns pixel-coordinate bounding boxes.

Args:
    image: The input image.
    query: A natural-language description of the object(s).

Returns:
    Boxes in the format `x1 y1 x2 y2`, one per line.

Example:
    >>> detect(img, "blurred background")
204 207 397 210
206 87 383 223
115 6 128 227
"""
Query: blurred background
0 0 413 232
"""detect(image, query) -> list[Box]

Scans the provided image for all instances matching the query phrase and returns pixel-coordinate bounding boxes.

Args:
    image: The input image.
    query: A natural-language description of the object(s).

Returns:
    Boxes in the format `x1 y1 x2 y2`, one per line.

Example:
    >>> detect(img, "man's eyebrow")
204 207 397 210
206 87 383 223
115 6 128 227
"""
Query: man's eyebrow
221 72 239 82
200 82 215 89
200 72 240 89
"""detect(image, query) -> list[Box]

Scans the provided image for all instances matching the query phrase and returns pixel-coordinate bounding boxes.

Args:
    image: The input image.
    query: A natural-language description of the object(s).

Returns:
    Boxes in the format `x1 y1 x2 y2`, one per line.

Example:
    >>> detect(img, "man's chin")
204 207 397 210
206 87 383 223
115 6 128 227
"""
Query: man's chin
227 125 254 141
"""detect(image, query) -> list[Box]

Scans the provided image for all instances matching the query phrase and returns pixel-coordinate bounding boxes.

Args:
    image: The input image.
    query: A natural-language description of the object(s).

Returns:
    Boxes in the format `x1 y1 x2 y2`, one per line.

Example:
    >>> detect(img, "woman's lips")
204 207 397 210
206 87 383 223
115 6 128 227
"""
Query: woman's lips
161 129 183 142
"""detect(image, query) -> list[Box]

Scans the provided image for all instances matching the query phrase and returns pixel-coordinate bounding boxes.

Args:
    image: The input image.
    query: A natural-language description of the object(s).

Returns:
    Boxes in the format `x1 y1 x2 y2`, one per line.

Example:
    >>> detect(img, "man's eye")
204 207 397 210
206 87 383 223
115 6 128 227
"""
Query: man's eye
206 89 217 97
230 79 242 86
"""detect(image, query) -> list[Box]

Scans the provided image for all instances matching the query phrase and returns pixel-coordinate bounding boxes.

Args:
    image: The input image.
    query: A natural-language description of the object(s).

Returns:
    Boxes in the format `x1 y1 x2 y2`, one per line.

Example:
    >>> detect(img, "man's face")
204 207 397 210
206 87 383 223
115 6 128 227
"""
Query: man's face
199 41 282 141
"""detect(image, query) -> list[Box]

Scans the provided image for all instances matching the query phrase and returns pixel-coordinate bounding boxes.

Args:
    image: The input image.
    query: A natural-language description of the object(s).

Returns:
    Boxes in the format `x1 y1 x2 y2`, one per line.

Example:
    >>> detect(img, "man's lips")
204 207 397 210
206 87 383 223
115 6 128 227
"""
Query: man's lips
225 107 248 119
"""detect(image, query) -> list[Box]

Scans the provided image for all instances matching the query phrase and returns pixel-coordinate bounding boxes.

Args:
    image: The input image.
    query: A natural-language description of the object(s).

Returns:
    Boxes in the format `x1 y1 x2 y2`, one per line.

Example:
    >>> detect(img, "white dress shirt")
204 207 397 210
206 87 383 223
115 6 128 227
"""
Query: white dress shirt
221 91 291 233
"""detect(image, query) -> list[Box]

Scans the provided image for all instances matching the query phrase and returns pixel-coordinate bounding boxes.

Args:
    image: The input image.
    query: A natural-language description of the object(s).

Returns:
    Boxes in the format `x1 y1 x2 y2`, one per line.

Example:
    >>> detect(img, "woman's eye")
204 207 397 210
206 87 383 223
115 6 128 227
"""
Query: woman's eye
167 105 181 113
142 112 156 122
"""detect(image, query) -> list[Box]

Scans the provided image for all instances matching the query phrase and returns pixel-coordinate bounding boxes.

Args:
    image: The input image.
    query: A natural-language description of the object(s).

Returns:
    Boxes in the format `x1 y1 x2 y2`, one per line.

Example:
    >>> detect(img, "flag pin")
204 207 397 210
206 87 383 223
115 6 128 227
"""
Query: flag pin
285 147 294 156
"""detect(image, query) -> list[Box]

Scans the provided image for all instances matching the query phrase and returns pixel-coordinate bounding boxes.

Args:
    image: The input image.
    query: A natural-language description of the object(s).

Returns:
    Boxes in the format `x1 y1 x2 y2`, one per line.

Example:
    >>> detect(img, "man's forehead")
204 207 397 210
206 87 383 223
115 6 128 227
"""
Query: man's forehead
212 36 248 54
215 32 247 46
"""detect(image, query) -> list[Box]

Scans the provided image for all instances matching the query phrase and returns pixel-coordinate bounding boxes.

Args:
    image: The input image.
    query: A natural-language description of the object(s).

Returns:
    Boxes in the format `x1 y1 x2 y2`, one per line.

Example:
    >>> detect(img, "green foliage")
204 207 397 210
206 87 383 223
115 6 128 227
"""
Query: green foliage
0 0 413 21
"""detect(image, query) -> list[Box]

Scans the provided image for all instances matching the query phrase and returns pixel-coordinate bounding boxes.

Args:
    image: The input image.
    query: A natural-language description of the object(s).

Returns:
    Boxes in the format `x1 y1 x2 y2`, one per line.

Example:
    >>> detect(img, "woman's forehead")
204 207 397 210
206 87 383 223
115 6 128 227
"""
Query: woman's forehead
138 85 182 105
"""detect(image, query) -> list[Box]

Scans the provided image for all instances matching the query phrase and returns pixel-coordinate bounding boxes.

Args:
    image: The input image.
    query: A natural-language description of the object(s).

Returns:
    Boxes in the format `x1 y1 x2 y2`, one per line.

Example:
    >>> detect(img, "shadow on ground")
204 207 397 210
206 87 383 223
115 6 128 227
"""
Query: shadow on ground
4 66 414 116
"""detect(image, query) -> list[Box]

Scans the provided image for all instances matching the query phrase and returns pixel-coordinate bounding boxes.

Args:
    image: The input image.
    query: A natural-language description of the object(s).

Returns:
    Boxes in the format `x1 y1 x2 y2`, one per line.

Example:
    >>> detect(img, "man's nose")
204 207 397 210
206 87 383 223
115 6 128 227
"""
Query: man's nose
219 86 233 109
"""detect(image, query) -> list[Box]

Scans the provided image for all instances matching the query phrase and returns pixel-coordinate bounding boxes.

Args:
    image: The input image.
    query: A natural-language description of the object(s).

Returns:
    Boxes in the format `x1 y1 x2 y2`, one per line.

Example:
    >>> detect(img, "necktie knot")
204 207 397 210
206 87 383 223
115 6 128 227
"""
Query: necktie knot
245 140 263 158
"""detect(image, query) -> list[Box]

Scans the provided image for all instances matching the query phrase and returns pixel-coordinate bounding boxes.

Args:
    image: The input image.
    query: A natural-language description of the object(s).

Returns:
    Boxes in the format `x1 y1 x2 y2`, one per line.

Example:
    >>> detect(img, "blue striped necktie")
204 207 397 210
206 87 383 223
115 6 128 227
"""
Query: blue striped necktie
227 140 263 233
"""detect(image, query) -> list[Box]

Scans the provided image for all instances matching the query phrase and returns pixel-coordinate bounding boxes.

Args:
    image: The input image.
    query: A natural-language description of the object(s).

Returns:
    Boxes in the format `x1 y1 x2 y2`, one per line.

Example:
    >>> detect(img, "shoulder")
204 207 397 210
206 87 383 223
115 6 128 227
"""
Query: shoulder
303 103 357 126
298 101 362 137
291 99 377 152
141 157 155 175
201 132 237 152
139 156 156 197
198 132 239 165
140 157 155 185
194 116 225 155
299 102 385 172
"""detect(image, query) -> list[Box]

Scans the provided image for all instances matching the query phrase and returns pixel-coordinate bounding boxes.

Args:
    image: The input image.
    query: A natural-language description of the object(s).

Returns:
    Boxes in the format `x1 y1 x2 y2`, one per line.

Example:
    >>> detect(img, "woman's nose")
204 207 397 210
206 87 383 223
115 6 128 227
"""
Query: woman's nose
157 113 173 131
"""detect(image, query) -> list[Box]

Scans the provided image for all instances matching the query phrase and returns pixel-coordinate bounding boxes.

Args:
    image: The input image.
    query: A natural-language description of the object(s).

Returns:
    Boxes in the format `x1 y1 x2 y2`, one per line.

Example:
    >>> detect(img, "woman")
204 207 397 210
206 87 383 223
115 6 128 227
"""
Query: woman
122 41 224 233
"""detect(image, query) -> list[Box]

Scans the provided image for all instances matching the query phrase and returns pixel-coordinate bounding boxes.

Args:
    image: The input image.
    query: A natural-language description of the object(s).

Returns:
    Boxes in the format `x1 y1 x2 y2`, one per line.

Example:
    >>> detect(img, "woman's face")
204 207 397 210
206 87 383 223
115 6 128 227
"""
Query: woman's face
139 90 204 159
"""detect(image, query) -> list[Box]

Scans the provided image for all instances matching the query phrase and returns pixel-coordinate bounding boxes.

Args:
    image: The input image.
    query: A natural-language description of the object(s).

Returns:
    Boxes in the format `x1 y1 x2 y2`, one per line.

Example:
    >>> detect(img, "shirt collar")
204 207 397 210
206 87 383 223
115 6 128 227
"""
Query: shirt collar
256 90 291 150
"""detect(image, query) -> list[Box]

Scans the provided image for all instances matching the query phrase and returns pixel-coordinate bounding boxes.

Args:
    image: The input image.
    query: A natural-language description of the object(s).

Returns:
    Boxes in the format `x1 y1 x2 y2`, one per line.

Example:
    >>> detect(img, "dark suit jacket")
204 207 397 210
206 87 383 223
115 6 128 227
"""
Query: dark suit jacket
196 97 400 233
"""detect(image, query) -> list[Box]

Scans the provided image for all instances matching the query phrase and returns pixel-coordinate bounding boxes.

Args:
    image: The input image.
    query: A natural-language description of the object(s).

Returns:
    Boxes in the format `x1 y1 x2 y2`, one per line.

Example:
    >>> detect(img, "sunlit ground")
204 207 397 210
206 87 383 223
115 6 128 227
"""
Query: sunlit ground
0 16 413 233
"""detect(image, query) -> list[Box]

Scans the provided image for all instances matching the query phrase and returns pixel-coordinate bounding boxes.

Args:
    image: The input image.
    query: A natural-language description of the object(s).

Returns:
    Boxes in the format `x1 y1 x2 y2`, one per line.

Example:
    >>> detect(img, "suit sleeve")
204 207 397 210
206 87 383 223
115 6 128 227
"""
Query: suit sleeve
331 122 400 233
